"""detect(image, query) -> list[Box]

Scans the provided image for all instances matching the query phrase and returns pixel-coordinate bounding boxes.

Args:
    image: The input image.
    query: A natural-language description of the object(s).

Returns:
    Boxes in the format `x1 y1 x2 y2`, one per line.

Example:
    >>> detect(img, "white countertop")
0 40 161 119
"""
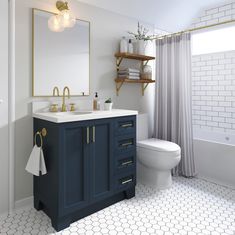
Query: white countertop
33 109 138 123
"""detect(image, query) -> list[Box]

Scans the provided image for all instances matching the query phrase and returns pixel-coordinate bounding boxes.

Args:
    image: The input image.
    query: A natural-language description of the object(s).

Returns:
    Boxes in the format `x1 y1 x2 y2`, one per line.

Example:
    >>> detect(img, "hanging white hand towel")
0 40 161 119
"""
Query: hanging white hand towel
25 145 47 176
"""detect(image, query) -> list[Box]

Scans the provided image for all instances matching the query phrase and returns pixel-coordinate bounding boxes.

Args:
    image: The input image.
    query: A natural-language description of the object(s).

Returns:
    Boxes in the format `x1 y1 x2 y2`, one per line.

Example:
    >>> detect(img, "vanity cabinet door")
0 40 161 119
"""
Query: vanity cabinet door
59 121 90 216
89 119 114 202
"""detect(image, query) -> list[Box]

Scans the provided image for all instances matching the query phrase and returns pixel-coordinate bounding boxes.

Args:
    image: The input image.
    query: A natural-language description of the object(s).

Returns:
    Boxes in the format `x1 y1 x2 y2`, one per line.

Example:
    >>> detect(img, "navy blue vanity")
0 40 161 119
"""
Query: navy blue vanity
33 114 136 231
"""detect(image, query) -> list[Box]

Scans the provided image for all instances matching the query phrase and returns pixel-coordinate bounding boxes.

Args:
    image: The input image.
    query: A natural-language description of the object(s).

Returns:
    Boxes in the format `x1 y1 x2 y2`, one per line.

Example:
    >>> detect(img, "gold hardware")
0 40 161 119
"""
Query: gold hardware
121 160 133 166
142 83 150 96
62 86 70 112
116 57 123 71
34 132 43 148
56 1 69 11
34 128 47 148
121 123 133 128
116 80 124 96
41 128 47 137
87 127 90 144
157 19 235 40
141 60 149 71
92 126 95 143
70 103 76 112
121 178 133 185
120 142 133 147
53 87 60 97
50 104 59 112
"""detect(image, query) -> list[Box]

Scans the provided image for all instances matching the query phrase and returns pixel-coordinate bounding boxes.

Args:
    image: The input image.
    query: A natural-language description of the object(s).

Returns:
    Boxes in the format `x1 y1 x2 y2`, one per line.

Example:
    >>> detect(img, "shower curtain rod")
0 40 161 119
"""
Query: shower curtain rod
157 18 235 39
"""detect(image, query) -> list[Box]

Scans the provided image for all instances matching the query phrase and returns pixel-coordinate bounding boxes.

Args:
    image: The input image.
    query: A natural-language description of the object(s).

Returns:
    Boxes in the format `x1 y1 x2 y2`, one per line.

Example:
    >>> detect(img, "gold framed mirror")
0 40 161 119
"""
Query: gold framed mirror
32 8 90 97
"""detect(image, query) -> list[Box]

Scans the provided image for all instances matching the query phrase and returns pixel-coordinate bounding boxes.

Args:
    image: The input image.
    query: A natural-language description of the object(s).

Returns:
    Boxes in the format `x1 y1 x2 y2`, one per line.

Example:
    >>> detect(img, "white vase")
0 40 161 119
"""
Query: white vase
104 103 113 111
137 40 147 55
136 40 153 56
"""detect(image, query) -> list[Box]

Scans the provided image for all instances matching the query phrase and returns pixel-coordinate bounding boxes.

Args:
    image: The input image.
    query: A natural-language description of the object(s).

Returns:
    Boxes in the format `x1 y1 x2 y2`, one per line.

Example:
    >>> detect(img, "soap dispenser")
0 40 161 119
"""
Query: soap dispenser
93 92 100 110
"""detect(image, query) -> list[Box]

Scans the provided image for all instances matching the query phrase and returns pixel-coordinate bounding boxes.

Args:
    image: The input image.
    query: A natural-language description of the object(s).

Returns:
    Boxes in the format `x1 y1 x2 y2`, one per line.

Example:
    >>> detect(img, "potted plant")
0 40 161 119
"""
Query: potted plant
104 98 113 111
128 22 157 55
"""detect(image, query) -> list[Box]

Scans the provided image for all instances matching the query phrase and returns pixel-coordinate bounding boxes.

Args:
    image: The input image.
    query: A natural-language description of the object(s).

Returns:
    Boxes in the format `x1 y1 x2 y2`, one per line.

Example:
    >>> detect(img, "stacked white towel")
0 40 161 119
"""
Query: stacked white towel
25 145 47 176
118 68 140 80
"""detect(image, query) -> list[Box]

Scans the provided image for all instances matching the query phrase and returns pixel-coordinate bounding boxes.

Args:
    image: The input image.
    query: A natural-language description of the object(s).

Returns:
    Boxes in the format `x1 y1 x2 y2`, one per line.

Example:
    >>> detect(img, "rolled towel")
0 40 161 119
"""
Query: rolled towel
25 145 47 176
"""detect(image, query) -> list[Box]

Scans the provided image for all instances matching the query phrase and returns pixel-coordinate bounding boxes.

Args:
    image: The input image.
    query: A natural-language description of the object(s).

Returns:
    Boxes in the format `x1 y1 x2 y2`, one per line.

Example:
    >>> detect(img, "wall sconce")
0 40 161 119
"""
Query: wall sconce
48 1 76 32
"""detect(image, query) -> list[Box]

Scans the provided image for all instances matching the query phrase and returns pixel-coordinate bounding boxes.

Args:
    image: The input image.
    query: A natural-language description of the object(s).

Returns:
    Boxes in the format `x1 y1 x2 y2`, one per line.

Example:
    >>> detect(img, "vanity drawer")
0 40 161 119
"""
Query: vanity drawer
115 152 136 174
114 134 136 154
114 116 136 136
115 172 136 191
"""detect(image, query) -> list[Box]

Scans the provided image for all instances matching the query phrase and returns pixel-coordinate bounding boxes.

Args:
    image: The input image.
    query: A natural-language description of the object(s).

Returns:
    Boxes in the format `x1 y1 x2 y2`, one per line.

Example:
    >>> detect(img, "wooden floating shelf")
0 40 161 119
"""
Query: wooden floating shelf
114 53 156 96
115 78 155 83
115 52 155 61
115 78 155 96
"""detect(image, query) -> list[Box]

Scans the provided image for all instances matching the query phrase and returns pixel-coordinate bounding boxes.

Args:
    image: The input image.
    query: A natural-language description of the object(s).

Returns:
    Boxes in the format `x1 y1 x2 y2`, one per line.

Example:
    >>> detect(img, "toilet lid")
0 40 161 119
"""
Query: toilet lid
137 138 181 154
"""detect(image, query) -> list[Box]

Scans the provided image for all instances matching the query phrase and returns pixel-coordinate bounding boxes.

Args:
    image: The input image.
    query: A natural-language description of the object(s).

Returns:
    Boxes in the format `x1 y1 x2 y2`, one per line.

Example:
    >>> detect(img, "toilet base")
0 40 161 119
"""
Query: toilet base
137 162 172 190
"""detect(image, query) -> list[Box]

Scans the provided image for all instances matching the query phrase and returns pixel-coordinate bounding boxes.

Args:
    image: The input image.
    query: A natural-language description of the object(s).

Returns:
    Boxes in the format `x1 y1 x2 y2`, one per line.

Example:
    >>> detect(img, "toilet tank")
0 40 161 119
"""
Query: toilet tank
137 113 149 141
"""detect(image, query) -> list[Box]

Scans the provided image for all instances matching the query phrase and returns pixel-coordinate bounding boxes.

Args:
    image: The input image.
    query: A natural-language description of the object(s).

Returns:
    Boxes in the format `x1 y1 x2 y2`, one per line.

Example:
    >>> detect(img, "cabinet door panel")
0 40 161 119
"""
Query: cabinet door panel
60 123 89 215
90 119 114 201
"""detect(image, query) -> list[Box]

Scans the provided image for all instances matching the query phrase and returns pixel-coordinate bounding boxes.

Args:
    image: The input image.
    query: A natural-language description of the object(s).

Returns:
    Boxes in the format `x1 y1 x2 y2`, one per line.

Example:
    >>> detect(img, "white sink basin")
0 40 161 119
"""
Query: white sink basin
55 111 93 116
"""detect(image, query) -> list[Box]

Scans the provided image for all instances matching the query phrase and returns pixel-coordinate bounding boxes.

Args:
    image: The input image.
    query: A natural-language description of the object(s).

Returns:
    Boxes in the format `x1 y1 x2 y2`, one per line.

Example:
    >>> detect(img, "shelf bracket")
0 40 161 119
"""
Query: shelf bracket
116 80 124 96
116 57 123 71
141 83 149 96
141 60 149 71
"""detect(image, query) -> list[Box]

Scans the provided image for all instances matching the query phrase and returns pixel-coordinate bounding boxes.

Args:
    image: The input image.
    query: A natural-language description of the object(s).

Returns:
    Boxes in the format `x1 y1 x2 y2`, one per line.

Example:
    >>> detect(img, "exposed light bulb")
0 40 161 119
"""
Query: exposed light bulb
48 15 64 32
59 9 76 28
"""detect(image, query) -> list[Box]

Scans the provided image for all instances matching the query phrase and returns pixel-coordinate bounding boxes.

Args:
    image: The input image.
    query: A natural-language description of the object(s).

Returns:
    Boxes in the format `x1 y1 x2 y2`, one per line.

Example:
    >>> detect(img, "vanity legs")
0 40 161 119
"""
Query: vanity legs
52 218 71 232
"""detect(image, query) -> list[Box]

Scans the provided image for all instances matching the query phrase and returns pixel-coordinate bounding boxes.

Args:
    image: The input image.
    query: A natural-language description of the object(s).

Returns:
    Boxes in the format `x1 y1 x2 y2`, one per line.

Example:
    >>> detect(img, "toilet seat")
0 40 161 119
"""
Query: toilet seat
137 138 180 155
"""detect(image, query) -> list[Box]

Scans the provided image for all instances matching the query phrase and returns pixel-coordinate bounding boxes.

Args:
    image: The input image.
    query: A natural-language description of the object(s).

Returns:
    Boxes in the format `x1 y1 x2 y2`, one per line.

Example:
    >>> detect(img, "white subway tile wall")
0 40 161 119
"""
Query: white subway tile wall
191 2 235 28
192 51 235 133
191 2 235 133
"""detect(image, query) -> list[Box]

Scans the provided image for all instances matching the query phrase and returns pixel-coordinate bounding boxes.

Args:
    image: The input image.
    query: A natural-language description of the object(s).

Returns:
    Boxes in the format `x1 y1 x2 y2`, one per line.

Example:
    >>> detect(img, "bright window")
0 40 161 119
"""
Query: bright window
192 25 235 55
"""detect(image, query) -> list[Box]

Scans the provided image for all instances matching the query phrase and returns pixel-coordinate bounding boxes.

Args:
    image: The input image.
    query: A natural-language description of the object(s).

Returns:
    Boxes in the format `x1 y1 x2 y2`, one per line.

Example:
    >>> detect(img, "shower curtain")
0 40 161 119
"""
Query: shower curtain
154 33 196 177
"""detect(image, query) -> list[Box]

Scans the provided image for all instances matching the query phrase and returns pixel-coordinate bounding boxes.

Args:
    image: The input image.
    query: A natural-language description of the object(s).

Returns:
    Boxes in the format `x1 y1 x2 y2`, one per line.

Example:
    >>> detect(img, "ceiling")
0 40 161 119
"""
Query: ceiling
77 0 229 32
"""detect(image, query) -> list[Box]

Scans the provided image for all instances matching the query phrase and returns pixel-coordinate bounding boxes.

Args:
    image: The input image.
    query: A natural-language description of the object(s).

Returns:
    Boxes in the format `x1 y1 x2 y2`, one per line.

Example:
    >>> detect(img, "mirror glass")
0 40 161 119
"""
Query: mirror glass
33 9 90 97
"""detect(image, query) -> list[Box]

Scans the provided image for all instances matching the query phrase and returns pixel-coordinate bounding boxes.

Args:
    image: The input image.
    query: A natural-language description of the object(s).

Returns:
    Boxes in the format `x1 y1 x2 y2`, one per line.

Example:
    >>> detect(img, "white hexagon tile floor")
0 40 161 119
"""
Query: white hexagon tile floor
0 177 235 235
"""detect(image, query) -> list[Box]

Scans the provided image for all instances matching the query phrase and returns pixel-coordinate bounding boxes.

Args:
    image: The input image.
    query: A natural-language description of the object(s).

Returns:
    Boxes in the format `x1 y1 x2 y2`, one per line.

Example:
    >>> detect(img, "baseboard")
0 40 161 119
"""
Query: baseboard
196 175 235 190
14 196 33 211
0 211 9 220
0 196 33 218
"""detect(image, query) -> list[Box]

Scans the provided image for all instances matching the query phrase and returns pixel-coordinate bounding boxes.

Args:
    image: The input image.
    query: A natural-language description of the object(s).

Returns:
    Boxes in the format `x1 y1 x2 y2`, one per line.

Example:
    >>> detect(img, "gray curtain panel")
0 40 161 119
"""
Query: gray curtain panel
154 33 196 177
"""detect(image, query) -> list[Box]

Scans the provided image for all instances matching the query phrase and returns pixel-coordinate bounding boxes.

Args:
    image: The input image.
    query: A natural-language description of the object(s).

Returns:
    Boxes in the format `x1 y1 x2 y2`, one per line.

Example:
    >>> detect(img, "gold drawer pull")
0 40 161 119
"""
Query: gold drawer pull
121 160 133 166
121 178 133 185
92 126 95 143
121 123 133 128
87 127 90 144
120 142 133 147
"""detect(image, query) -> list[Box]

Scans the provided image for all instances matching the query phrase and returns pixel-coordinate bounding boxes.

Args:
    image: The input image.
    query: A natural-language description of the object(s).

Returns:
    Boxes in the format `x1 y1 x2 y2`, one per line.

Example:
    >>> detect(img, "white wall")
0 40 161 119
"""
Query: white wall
15 0 156 202
0 0 9 215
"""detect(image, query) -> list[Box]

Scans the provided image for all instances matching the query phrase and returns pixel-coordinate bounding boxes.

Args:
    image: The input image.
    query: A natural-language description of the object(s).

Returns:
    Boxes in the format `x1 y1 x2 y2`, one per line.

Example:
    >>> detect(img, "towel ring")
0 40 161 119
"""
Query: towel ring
35 131 43 148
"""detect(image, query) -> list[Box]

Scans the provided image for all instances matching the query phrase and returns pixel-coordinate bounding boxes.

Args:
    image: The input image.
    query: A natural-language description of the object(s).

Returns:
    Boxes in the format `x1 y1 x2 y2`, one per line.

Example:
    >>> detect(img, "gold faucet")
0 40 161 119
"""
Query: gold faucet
53 86 60 97
62 86 70 112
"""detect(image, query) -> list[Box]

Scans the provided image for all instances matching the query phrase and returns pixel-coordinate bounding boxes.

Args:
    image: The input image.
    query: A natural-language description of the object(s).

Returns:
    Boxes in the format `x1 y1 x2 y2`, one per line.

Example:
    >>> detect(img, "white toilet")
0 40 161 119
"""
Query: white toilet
137 114 181 189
